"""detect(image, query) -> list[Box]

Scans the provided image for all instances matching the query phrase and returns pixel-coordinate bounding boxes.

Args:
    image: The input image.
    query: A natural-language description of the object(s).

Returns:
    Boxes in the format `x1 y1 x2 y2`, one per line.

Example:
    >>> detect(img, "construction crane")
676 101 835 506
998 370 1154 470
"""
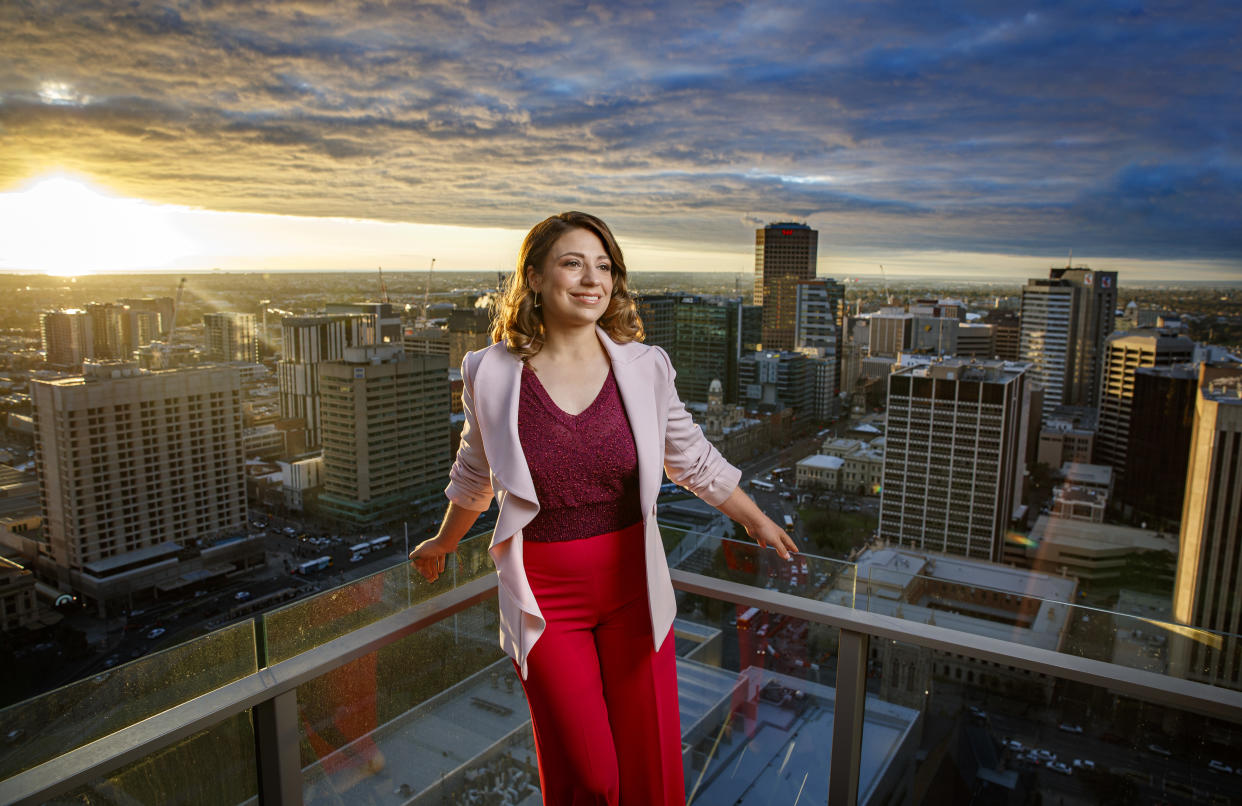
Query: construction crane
167 277 187 343
377 266 390 304
422 258 435 324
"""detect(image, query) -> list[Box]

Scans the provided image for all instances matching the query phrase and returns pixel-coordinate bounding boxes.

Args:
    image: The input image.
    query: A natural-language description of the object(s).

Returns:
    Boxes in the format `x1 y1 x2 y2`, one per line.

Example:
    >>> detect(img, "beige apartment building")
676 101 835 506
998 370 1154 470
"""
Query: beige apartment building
879 358 1030 562
317 345 451 525
31 362 253 613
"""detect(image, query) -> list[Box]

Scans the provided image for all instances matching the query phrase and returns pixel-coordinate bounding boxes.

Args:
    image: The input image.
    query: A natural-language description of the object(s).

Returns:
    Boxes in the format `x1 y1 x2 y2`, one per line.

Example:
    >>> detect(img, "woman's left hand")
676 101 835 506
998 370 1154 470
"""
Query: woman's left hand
745 516 799 561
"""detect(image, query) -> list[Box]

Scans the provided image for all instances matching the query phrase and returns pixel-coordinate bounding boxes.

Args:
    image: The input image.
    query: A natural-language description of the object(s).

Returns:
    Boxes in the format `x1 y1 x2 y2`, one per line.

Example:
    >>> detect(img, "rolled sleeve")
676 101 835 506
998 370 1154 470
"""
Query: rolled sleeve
657 346 742 507
444 351 495 512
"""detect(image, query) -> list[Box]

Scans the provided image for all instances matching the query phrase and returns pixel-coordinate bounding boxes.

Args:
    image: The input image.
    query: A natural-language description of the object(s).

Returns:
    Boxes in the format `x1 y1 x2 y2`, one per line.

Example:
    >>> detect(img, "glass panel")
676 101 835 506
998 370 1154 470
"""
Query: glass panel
0 619 256 780
295 598 522 803
52 712 257 805
859 629 1242 805
676 538 842 805
262 530 495 664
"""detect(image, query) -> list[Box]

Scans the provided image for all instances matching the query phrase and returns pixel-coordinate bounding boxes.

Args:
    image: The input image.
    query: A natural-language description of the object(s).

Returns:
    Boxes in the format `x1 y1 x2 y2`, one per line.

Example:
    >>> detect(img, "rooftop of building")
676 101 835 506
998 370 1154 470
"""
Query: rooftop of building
1059 462 1113 487
1028 514 1175 554
1204 374 1242 403
830 546 1075 649
893 356 1027 383
1041 405 1099 431
1134 363 1199 380
798 454 846 470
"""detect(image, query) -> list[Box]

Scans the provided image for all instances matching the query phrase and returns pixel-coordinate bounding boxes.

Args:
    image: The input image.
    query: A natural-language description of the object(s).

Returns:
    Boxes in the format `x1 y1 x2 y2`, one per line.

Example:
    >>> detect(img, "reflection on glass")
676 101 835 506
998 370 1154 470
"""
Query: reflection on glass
0 620 256 780
56 712 258 805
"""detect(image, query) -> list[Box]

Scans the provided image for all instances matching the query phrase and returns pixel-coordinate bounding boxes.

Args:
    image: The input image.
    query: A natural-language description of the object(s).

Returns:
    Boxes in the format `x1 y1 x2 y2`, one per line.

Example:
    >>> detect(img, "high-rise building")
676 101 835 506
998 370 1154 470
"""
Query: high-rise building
317 345 451 525
1095 328 1194 478
85 303 125 360
31 362 248 612
635 294 677 352
278 315 375 448
755 222 817 351
446 306 494 369
40 310 94 368
738 350 815 420
879 359 1030 561
324 302 402 344
1171 364 1242 691
1122 364 1198 525
1019 267 1118 413
672 296 748 404
955 324 995 358
118 308 161 357
117 297 176 338
982 310 1021 361
203 312 260 363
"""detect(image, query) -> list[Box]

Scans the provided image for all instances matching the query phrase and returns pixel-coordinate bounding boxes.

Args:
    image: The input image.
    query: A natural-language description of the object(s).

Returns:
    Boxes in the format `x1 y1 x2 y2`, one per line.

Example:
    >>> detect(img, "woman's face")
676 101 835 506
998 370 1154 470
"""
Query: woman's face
528 227 614 329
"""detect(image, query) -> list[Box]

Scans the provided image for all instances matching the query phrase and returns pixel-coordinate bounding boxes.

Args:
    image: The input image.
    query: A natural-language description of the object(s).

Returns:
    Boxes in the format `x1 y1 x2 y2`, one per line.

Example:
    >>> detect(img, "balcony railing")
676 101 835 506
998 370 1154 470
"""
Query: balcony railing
2 530 1240 805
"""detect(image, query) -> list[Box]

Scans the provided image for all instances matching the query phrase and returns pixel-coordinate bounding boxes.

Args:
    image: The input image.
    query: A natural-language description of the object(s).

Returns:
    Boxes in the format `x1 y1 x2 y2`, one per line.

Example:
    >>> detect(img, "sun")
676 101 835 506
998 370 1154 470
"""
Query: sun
0 173 197 275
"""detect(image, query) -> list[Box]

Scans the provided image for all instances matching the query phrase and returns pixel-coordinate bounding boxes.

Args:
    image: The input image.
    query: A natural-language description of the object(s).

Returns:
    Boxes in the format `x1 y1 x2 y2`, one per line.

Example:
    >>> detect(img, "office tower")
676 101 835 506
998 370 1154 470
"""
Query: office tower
1095 328 1194 478
40 310 94 368
403 326 451 360
30 362 247 611
955 324 995 358
317 345 451 524
738 351 815 420
1122 364 1198 525
202 312 259 363
635 294 677 351
1171 364 1242 690
117 297 176 338
1019 267 1118 412
324 302 402 344
755 222 817 351
794 279 844 351
740 304 763 352
672 296 749 404
879 359 1029 561
983 310 1021 361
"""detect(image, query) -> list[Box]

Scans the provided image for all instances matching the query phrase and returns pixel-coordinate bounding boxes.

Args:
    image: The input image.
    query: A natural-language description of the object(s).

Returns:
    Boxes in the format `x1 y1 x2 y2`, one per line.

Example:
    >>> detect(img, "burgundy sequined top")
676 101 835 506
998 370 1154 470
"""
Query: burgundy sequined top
517 363 643 542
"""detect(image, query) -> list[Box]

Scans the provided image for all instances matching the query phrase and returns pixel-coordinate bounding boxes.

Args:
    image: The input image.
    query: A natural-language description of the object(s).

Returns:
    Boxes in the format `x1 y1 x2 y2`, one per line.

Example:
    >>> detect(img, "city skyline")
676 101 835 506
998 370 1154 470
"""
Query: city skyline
2 2 1240 281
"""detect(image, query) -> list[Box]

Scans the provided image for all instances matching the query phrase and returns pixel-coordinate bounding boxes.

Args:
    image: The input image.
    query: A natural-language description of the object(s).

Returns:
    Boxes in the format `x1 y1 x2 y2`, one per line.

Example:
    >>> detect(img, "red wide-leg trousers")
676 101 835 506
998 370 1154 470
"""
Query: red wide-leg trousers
516 521 685 806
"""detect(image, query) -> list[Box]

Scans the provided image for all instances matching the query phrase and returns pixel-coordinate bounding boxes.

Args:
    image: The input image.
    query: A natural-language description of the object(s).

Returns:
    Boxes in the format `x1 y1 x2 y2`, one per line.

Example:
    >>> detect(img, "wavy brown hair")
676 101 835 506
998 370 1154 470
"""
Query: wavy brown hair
492 211 644 361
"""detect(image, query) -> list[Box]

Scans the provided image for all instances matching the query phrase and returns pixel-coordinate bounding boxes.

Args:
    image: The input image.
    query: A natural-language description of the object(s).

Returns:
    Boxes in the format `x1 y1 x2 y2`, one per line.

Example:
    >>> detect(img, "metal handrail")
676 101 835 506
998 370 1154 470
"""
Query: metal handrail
2 569 1239 805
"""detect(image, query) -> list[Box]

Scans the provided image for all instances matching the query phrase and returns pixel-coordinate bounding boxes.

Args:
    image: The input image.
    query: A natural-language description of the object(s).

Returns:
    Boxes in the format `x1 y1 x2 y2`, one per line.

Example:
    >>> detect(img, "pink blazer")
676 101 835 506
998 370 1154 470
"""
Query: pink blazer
445 324 742 679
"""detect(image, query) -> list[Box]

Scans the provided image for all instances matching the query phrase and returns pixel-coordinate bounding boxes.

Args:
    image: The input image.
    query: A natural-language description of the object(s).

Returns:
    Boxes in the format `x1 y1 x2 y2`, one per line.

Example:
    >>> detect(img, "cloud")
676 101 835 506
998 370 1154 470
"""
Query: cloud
0 0 1238 270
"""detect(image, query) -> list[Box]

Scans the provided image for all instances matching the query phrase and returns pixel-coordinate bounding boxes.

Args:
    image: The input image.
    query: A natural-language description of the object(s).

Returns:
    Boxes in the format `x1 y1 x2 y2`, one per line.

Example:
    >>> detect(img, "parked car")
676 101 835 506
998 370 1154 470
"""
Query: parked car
1147 744 1172 757
1033 749 1056 762
1003 739 1023 752
1072 759 1096 770
1209 760 1234 774
146 627 166 639
1058 723 1084 734
1049 761 1073 776
234 591 252 601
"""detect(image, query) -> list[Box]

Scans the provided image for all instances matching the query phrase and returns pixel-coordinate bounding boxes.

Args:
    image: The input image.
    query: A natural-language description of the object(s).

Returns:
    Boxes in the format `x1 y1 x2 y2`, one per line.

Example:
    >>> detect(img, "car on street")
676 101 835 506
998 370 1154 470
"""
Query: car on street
1058 723 1084 734
1033 749 1056 763
1003 739 1023 752
1209 760 1234 774
234 591 252 601
1147 744 1172 757
146 627 166 639
1073 759 1096 770
1049 761 1073 776
968 705 987 720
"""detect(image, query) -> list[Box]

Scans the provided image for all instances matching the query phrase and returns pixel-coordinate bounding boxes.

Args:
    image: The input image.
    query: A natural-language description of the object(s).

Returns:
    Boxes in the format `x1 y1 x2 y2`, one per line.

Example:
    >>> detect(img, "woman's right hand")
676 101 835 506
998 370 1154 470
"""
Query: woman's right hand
409 535 455 583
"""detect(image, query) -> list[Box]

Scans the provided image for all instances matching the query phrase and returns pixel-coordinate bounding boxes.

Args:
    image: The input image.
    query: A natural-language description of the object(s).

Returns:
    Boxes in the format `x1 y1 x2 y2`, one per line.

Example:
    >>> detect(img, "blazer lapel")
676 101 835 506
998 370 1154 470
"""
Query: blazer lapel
597 326 661 519
475 346 539 507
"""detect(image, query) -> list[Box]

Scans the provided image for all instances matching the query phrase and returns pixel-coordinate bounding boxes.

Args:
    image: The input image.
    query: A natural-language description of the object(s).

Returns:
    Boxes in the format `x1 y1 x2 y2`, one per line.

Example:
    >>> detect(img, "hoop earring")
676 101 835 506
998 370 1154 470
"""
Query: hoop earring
533 291 541 309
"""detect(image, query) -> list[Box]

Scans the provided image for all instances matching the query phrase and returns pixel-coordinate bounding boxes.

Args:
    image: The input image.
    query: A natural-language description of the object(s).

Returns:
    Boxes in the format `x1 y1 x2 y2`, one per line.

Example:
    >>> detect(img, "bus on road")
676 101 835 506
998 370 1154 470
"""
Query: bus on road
369 535 392 551
295 556 333 575
783 514 795 530
348 542 371 556
750 479 775 492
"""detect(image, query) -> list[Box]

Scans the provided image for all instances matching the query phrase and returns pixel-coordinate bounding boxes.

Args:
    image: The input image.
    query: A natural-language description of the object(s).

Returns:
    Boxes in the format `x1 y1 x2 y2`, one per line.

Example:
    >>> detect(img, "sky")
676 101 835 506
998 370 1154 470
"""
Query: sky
1 0 1239 282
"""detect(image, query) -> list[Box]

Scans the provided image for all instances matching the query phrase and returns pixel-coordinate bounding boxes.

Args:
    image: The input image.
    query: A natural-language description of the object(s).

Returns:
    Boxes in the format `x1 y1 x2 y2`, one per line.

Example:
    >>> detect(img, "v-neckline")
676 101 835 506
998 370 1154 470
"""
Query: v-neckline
523 363 613 421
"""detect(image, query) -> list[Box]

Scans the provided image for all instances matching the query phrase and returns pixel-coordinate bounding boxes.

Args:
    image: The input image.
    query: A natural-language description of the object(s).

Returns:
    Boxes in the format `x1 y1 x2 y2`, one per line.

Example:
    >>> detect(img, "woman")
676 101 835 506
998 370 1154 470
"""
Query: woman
410 211 796 805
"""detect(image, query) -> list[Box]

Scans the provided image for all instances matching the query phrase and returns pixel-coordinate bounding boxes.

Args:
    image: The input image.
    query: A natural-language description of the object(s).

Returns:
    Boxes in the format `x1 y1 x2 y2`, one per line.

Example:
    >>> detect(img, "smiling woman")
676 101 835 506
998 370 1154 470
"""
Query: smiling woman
0 174 197 275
